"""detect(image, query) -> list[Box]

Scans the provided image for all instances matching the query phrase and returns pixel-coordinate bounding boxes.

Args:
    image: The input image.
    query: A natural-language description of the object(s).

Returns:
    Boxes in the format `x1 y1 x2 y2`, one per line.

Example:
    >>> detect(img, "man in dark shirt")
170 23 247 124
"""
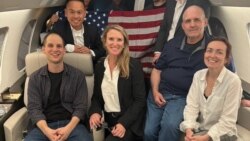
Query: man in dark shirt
152 0 211 63
51 0 105 64
24 33 92 141
144 5 211 141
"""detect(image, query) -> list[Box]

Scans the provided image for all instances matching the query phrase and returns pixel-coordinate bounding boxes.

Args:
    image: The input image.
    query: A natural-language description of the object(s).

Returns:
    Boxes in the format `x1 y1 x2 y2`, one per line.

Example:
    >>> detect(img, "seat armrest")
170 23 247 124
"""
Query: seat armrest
92 128 104 141
237 125 250 141
237 106 250 130
3 107 29 141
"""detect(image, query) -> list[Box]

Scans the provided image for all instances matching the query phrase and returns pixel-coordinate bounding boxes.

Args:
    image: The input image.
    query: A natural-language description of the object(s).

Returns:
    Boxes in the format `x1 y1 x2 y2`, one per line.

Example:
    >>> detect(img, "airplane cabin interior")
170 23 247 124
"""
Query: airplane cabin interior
0 0 250 141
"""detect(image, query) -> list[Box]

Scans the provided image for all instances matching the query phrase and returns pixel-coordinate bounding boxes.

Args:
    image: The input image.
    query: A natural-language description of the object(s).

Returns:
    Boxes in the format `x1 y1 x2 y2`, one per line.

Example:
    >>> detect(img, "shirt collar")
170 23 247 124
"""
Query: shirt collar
200 67 227 84
40 63 70 76
104 56 119 71
70 25 84 35
176 0 186 4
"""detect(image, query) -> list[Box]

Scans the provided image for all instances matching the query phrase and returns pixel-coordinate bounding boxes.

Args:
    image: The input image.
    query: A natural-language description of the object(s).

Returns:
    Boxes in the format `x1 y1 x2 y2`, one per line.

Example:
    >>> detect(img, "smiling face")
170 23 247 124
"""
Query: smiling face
104 29 125 57
182 6 207 43
42 34 66 65
65 0 86 30
204 40 229 71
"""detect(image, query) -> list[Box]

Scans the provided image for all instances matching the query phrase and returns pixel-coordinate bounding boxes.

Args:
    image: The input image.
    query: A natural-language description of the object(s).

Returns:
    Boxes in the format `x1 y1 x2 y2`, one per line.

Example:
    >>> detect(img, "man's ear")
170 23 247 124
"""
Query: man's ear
204 18 208 27
64 8 67 17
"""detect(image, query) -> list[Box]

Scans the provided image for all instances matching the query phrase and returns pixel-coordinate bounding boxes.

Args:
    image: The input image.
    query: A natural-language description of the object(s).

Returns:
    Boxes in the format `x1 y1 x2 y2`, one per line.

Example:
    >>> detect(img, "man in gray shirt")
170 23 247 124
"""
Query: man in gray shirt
25 33 92 141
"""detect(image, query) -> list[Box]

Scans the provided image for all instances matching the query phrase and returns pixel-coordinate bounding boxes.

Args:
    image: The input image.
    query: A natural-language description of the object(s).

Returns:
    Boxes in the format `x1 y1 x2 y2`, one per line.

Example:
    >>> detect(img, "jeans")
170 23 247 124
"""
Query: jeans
24 120 92 141
144 90 186 141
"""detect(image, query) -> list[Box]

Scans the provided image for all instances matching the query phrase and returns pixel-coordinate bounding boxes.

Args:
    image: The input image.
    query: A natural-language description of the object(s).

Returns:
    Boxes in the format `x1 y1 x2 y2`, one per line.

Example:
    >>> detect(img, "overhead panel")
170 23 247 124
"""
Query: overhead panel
0 0 66 12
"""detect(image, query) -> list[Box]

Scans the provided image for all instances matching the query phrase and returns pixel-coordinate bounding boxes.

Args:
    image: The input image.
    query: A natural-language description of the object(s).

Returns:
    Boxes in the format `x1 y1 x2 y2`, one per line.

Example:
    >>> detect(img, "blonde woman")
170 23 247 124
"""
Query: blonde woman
89 25 146 141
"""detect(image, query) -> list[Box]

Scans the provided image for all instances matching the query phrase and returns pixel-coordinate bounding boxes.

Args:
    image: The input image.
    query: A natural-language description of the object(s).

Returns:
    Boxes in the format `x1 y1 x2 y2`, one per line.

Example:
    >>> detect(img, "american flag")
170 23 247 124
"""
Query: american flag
86 8 165 75
85 11 109 34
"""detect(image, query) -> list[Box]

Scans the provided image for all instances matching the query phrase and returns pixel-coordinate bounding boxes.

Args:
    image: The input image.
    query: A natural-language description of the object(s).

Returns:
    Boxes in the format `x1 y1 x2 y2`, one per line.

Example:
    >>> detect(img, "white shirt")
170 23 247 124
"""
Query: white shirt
72 26 85 46
101 57 121 112
65 25 95 56
65 26 84 52
167 0 186 41
180 67 242 141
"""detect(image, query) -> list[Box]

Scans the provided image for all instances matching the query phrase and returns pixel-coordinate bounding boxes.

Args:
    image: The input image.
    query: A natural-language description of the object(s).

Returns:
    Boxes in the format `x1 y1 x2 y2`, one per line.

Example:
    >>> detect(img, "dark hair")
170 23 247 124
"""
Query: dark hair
42 32 65 47
207 37 232 65
66 0 86 8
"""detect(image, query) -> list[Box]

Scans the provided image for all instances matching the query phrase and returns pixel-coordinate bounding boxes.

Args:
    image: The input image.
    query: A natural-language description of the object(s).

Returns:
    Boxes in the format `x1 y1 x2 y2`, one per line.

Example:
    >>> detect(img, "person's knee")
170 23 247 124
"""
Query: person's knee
144 124 158 137
160 120 179 132
70 124 92 141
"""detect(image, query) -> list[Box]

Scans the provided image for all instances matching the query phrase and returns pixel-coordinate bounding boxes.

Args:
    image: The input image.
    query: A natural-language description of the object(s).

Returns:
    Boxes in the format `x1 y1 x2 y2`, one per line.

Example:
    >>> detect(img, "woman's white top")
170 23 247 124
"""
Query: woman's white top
180 67 242 141
101 57 121 112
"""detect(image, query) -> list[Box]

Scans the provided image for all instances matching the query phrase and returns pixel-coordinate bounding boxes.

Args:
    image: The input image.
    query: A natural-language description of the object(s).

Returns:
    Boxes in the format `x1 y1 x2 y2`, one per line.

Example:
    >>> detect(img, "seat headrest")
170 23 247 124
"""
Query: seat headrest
25 52 93 76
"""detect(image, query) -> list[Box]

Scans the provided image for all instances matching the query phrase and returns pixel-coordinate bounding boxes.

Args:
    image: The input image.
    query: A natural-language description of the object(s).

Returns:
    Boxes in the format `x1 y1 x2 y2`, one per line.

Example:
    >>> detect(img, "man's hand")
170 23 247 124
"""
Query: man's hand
111 123 126 138
56 126 73 141
43 127 61 141
50 14 59 25
241 99 250 107
37 120 60 141
152 91 166 107
74 45 91 54
152 52 161 65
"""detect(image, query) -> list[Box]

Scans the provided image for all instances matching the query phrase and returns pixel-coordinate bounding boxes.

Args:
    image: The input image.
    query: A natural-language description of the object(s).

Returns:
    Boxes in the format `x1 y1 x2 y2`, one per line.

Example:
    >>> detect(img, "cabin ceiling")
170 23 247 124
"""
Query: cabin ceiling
1 0 250 12
210 0 250 7
0 0 66 12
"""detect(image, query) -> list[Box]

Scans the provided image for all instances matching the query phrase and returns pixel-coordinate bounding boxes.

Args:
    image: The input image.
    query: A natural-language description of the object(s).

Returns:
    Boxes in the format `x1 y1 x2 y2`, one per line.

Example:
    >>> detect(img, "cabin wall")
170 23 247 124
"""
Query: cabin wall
211 6 250 92
0 9 44 93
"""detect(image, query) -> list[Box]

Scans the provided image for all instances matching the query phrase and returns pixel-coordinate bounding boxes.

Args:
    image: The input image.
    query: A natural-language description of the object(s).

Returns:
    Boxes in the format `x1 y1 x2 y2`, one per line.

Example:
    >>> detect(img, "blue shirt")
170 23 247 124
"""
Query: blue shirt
155 33 212 96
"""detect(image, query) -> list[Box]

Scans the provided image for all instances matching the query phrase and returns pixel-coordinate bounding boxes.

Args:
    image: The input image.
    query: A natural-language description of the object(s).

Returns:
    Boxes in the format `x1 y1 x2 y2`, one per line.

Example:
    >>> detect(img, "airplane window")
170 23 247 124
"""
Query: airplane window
209 17 228 38
0 27 8 67
17 20 36 71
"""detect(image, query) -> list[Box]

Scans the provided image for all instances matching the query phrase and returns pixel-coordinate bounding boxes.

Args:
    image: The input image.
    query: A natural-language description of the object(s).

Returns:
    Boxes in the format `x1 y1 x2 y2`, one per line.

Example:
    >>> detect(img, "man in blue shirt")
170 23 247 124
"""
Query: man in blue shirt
144 5 212 141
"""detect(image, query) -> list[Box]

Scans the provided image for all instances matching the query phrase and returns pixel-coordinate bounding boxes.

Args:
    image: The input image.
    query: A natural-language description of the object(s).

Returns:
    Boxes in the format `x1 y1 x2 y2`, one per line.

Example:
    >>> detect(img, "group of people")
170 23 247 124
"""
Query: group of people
24 0 247 141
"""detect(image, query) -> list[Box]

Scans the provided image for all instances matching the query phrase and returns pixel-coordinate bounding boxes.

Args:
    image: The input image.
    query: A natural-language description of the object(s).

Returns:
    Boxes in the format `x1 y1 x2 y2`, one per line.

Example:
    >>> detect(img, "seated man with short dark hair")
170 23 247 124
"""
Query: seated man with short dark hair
24 32 92 141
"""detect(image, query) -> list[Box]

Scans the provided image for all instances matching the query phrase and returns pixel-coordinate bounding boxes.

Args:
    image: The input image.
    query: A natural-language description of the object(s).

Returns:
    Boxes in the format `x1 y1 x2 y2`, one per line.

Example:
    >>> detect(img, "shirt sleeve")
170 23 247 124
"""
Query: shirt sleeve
207 76 242 140
71 71 88 120
27 74 47 124
155 43 170 70
180 72 201 132
65 44 75 52
90 49 96 57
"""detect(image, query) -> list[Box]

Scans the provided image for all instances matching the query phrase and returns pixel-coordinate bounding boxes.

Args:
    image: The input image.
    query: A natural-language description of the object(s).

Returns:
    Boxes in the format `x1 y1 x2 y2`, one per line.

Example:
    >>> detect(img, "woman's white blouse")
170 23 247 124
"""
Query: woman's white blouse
101 58 121 112
180 67 242 141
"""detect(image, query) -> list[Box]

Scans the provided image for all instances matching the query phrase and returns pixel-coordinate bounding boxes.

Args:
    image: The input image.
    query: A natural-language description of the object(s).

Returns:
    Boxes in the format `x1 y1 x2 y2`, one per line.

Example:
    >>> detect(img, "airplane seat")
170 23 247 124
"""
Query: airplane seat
3 52 104 141
236 106 250 141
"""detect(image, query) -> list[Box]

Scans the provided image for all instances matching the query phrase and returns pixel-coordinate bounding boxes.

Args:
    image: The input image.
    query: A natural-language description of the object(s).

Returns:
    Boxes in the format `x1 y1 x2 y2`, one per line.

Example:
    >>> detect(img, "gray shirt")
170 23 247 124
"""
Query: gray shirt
27 63 88 124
